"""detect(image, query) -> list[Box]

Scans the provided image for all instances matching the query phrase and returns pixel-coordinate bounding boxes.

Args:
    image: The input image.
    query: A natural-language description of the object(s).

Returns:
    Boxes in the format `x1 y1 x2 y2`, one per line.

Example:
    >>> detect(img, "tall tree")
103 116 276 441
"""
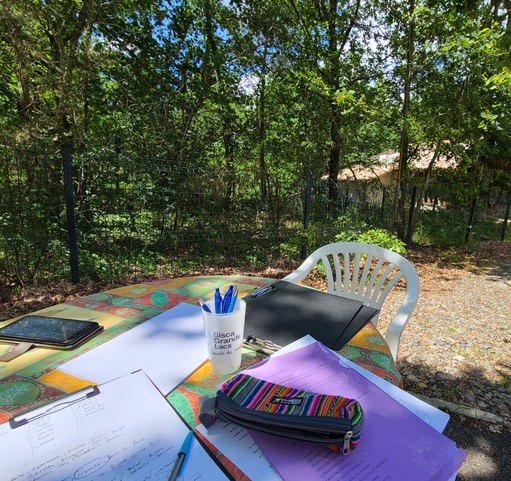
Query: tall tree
283 0 370 216
395 0 415 239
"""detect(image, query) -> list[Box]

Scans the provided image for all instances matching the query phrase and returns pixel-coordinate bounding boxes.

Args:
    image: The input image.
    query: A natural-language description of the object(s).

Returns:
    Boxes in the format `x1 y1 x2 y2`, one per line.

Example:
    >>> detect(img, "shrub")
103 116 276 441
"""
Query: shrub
355 229 407 253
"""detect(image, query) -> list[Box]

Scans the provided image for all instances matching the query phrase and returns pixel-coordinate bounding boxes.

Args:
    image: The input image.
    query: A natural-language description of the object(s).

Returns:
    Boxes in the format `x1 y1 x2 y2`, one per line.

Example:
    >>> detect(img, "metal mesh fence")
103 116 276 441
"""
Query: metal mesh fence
0 142 70 286
69 146 308 279
0 140 509 288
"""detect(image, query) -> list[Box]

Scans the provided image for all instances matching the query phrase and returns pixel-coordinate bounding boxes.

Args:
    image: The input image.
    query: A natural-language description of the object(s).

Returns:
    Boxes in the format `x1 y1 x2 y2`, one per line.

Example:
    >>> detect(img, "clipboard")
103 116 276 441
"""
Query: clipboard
243 280 378 350
9 384 101 429
1 370 227 481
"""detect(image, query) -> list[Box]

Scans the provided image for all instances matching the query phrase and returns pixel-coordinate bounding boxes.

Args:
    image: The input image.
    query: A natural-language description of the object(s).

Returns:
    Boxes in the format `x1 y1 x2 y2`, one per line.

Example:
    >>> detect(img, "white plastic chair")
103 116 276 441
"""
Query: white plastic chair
282 242 419 360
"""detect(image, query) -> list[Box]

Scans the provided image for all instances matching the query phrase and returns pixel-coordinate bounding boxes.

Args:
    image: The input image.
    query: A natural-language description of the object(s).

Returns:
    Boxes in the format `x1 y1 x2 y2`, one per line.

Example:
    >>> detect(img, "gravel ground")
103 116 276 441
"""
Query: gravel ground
377 243 511 480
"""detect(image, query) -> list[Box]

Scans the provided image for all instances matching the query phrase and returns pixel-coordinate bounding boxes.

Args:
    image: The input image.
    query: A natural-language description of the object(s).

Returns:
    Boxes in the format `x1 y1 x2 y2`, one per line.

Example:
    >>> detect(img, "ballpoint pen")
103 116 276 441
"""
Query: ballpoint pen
214 288 222 314
198 299 212 313
227 286 238 313
168 430 194 481
222 285 233 313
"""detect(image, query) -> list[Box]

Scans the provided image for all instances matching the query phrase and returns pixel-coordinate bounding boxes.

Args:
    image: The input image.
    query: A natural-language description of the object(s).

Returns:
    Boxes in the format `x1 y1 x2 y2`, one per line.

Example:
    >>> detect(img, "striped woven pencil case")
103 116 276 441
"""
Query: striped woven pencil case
199 373 364 454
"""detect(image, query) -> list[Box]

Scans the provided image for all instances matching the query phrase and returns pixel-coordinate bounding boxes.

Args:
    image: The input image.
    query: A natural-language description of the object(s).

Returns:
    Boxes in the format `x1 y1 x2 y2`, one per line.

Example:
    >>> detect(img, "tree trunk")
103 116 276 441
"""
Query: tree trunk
412 142 441 232
258 39 269 202
15 58 32 127
324 0 360 218
328 102 341 217
204 0 235 206
396 0 415 240
326 0 341 218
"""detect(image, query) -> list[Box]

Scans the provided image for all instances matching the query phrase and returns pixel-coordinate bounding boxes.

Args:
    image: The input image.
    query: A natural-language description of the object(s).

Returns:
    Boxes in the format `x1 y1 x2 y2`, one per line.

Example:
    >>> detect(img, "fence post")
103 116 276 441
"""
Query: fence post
502 196 511 241
406 186 417 249
61 143 80 283
465 197 477 244
301 174 312 260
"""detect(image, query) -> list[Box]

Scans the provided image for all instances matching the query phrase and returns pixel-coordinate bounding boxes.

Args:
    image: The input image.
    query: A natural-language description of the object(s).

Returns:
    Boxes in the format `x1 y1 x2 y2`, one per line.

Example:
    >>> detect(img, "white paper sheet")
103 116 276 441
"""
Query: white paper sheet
196 422 280 481
58 302 208 394
0 371 226 481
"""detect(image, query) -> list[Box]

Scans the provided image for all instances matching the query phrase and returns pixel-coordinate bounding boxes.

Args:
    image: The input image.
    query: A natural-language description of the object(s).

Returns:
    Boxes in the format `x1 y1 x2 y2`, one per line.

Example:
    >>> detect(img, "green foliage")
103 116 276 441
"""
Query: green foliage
355 229 407 253
491 170 511 192
332 206 370 243
333 231 358 243
326 202 407 252
334 227 406 253
278 242 300 260
413 209 469 247
331 203 395 243
1 0 511 288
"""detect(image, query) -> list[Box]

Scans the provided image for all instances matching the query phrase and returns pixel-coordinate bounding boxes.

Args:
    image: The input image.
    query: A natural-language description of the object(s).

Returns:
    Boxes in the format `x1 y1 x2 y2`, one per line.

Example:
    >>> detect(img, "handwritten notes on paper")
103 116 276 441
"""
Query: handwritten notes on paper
0 371 226 481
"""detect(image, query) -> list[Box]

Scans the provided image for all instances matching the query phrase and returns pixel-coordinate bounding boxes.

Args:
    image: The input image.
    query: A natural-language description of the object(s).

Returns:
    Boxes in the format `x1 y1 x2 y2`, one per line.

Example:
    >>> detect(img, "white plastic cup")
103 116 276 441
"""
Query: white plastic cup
201 298 246 375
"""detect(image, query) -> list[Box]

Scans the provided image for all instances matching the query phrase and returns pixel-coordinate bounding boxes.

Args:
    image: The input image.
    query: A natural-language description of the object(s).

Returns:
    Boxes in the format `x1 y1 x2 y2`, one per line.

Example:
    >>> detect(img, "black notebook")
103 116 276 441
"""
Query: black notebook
243 280 378 350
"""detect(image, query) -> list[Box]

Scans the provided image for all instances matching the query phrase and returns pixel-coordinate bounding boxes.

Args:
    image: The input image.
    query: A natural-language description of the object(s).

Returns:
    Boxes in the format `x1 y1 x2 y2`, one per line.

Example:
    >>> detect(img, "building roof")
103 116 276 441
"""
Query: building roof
332 147 458 182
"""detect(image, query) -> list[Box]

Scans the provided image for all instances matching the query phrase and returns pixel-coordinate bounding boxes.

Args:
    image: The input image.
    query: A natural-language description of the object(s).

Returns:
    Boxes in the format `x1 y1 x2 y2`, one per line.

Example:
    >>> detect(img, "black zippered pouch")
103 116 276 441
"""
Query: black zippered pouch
199 373 364 454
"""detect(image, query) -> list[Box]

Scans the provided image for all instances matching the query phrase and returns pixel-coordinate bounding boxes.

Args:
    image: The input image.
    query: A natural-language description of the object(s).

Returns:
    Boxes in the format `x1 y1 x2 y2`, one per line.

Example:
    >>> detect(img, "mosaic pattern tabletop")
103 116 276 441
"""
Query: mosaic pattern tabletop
0 276 402 431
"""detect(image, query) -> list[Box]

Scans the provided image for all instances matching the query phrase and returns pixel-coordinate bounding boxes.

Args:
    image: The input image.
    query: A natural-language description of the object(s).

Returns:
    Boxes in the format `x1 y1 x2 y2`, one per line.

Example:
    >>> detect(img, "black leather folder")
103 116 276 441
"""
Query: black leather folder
243 280 378 350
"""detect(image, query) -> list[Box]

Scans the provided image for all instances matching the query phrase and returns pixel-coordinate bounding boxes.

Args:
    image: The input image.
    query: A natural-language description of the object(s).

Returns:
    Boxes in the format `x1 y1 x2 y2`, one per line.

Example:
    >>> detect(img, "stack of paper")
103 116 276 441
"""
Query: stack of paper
244 339 466 480
198 336 466 481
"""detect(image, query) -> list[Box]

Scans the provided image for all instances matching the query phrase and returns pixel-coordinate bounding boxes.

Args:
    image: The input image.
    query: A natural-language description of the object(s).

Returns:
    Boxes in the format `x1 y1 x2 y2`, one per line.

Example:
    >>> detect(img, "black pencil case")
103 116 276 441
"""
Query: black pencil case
199 373 364 454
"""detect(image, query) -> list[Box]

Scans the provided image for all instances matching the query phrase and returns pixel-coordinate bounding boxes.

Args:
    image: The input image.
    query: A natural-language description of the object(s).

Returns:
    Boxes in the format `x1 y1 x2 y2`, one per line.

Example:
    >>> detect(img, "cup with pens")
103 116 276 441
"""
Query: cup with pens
199 286 246 375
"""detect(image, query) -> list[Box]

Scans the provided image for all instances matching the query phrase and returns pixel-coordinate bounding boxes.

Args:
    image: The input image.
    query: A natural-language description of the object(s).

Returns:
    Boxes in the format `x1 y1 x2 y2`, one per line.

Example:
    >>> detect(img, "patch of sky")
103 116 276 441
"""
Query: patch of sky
239 74 259 95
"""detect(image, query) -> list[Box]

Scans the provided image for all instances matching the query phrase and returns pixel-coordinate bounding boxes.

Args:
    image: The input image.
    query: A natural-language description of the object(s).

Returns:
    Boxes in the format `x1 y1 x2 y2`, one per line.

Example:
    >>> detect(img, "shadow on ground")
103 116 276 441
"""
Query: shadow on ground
445 417 511 481
400 359 510 481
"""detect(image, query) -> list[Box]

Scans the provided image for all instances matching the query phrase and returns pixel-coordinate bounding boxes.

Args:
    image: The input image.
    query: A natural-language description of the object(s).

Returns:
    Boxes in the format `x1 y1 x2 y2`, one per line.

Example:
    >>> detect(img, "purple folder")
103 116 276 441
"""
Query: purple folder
241 341 467 481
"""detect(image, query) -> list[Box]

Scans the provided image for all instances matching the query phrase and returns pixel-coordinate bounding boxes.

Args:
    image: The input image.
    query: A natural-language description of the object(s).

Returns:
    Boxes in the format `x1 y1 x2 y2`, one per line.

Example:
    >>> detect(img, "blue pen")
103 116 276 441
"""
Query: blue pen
199 299 212 313
168 430 194 481
214 288 222 314
227 287 238 313
222 285 233 313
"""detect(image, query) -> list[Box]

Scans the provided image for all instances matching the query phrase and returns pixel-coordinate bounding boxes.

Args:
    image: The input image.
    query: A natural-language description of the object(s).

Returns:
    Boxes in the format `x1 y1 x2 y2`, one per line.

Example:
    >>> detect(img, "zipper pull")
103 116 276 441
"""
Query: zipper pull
342 431 353 455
